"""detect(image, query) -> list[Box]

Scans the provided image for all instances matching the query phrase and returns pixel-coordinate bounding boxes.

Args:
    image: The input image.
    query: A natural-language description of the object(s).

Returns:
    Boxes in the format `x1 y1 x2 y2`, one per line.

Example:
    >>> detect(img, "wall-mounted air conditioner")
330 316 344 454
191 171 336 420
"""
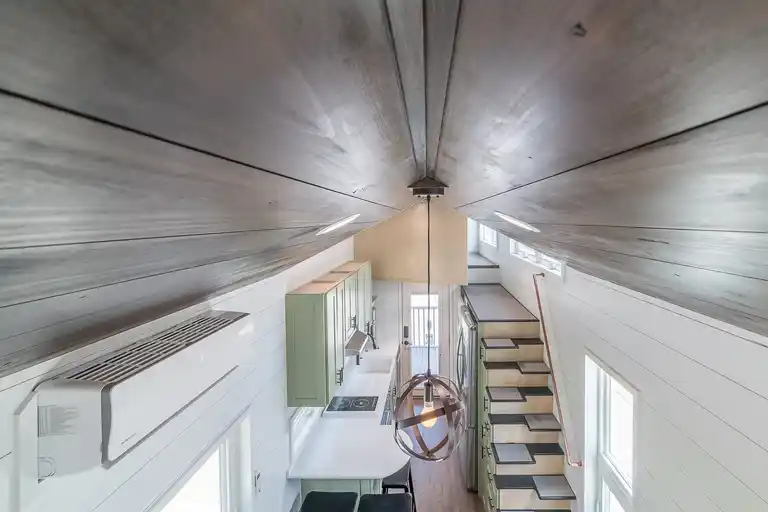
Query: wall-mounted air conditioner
33 310 252 477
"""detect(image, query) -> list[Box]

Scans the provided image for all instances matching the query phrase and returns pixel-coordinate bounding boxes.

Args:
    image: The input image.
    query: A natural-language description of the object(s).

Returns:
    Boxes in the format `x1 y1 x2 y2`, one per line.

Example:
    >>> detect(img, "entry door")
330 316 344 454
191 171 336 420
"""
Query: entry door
401 283 450 386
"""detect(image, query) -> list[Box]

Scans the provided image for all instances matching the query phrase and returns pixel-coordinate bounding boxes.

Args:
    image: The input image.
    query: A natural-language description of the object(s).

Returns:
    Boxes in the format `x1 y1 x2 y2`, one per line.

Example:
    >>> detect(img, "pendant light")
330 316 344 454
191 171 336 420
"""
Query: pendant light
393 178 466 462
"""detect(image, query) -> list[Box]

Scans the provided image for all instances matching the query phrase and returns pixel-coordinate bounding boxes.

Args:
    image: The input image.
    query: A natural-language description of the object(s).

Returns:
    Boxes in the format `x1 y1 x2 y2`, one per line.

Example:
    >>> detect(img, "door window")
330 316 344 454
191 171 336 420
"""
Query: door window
410 293 439 376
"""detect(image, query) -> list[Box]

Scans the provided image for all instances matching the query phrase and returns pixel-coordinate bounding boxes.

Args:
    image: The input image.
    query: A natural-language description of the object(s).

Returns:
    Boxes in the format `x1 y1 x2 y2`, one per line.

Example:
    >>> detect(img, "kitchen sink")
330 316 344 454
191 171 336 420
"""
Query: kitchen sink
358 355 393 374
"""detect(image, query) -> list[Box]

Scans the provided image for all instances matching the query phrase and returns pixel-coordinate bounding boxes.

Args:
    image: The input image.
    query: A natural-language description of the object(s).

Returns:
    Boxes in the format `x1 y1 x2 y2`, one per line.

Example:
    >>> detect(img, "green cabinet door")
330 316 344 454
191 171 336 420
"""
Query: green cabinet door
286 294 329 407
344 273 358 331
326 289 339 397
333 284 346 384
361 261 372 332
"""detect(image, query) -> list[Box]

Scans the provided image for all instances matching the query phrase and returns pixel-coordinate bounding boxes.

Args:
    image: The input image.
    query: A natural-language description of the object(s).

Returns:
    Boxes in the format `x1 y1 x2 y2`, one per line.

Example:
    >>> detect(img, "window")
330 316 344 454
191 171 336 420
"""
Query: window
602 483 627 512
507 237 563 276
540 254 563 274
479 224 497 247
410 293 439 377
585 355 635 512
154 418 250 512
161 448 226 512
517 242 537 261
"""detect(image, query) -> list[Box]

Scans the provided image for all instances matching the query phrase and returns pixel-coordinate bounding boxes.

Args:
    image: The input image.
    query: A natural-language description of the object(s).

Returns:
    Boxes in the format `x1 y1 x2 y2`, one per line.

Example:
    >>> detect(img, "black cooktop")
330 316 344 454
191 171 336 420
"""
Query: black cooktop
326 396 379 412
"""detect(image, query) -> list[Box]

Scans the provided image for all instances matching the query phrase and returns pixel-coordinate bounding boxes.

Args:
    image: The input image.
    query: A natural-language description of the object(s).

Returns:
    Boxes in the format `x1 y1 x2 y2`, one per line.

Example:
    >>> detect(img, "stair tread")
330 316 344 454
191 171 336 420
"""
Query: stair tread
489 414 561 431
468 252 499 269
493 444 535 464
461 284 538 323
494 475 576 500
492 443 564 463
484 361 551 374
482 338 543 349
487 386 553 402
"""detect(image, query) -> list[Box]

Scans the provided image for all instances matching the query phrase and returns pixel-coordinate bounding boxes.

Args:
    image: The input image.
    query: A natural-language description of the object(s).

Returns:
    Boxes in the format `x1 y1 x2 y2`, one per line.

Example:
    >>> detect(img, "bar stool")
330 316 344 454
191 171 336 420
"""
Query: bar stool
299 491 358 512
381 461 416 511
358 494 414 512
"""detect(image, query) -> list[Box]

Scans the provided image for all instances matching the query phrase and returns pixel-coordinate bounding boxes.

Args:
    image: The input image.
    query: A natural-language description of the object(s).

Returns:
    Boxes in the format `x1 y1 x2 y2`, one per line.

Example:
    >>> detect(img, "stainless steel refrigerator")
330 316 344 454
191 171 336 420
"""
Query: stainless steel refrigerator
456 298 478 491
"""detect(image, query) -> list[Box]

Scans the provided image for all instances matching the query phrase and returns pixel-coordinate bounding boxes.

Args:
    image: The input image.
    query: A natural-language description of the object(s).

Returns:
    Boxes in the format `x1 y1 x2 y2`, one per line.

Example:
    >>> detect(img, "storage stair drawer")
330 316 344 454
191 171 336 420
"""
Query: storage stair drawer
484 386 553 415
484 361 550 387
485 443 565 476
482 414 561 444
481 338 544 363
485 473 574 511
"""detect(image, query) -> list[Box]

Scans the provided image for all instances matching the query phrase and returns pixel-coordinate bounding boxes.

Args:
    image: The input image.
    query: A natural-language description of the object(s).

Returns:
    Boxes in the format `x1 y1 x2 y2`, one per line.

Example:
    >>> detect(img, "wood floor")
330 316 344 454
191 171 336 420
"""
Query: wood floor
411 456 484 511
405 400 484 511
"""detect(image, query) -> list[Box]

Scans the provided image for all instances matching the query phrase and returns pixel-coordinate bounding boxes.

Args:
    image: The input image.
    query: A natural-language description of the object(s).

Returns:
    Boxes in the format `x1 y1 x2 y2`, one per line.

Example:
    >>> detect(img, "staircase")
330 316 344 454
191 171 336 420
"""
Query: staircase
464 284 575 512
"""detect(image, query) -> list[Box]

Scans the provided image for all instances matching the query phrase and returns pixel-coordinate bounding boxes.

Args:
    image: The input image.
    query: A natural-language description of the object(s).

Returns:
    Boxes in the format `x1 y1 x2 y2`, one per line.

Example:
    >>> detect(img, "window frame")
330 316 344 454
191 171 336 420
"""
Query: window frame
507 237 563 276
479 224 497 248
151 413 252 512
585 354 636 512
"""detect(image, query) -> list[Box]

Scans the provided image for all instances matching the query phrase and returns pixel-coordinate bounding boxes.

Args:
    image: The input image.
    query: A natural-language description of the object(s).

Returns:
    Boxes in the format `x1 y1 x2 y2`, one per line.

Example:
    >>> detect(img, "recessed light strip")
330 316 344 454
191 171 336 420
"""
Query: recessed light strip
493 211 540 232
316 213 361 236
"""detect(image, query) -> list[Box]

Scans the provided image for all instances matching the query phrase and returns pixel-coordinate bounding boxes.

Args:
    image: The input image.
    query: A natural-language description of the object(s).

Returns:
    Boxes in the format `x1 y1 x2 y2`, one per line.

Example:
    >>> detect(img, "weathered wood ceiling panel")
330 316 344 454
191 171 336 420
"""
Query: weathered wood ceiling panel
0 0 417 208
482 223 768 282
494 236 768 338
386 0 426 175
0 91 390 372
465 100 768 336
424 0 460 174
461 104 768 232
438 0 768 207
0 236 352 377
0 97 393 247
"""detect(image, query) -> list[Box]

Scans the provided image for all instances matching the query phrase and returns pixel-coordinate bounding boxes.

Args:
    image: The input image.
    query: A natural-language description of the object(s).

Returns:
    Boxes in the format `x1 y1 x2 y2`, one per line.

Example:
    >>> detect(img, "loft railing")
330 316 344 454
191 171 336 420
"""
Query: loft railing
533 272 583 468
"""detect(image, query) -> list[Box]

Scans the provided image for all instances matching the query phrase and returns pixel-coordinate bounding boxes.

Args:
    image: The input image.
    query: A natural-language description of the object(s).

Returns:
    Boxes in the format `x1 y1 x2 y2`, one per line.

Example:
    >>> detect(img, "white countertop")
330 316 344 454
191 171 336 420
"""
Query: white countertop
288 338 411 480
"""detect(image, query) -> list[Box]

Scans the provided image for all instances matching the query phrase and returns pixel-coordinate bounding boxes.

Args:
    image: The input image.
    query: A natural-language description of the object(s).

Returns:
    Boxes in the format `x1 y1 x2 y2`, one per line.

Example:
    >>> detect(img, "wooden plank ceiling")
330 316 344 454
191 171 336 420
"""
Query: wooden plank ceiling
3 0 768 371
0 0 415 373
443 0 768 337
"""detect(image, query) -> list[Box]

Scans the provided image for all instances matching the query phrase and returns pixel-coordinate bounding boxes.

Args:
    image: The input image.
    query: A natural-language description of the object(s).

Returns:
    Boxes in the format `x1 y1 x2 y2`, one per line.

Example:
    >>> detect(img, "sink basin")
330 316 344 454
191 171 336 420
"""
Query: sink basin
358 355 393 374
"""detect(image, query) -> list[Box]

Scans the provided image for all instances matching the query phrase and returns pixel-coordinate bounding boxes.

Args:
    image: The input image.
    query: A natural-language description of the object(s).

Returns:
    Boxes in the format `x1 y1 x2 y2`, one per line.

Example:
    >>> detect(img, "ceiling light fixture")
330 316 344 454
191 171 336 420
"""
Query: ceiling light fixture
493 211 540 232
315 213 361 236
393 177 466 462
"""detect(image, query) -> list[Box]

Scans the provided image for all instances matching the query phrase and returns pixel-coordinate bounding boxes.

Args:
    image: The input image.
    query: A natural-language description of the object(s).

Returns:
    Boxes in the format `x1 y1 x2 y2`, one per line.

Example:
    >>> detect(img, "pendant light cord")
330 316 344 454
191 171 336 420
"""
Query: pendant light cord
426 195 431 374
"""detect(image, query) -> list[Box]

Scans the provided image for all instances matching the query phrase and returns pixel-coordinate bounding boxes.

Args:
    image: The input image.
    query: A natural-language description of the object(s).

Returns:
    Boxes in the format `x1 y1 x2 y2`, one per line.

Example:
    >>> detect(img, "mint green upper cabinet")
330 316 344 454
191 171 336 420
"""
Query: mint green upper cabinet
286 291 331 407
286 261 372 407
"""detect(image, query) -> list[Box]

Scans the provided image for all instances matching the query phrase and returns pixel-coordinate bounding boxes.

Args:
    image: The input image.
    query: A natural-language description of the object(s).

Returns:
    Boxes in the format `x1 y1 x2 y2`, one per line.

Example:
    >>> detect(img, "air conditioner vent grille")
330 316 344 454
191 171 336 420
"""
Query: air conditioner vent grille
58 311 248 385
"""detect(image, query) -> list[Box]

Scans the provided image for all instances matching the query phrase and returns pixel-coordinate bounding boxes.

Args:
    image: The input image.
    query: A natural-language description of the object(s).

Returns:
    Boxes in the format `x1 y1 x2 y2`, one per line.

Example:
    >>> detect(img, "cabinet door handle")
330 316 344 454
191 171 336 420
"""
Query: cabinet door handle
483 445 492 459
336 368 344 385
480 345 485 361
483 396 489 412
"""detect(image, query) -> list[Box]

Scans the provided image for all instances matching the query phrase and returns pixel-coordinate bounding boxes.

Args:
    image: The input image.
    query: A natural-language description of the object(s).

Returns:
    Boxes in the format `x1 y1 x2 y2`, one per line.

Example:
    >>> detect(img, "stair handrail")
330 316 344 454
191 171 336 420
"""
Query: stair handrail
533 272 583 468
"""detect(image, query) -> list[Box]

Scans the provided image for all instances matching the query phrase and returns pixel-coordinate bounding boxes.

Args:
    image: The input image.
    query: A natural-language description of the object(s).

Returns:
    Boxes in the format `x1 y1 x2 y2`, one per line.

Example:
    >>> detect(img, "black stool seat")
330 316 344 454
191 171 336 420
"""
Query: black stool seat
300 491 358 512
358 494 414 512
382 463 410 488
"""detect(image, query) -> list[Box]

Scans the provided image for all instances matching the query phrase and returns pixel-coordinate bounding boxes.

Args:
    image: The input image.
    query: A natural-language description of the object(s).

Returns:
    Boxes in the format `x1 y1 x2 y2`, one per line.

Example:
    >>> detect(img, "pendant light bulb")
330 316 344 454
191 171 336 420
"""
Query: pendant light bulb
420 401 438 428
420 381 437 428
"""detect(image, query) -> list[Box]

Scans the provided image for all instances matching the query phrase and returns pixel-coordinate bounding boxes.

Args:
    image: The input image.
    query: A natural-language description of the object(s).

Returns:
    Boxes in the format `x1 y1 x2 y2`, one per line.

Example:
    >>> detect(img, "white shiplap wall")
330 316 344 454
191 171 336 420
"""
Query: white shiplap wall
479 234 768 512
0 239 354 512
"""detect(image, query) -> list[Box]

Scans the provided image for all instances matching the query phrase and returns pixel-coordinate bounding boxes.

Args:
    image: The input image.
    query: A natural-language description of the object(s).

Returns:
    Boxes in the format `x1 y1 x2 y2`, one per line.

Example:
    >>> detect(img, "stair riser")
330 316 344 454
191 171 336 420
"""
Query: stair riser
491 426 560 444
499 490 572 510
479 321 540 339
487 371 549 387
468 267 501 284
489 396 553 414
484 345 544 363
490 455 565 476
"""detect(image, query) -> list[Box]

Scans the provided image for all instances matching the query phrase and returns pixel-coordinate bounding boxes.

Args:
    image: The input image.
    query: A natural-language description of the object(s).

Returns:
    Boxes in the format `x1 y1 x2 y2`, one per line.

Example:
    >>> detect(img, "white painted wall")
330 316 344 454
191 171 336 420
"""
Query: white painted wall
484 233 768 512
466 218 479 254
0 239 354 512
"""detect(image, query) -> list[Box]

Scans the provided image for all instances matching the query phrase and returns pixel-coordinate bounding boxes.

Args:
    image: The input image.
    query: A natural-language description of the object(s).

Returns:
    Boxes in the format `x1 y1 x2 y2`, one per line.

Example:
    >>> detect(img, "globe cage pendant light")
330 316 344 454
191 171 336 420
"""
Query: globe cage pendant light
393 185 466 462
